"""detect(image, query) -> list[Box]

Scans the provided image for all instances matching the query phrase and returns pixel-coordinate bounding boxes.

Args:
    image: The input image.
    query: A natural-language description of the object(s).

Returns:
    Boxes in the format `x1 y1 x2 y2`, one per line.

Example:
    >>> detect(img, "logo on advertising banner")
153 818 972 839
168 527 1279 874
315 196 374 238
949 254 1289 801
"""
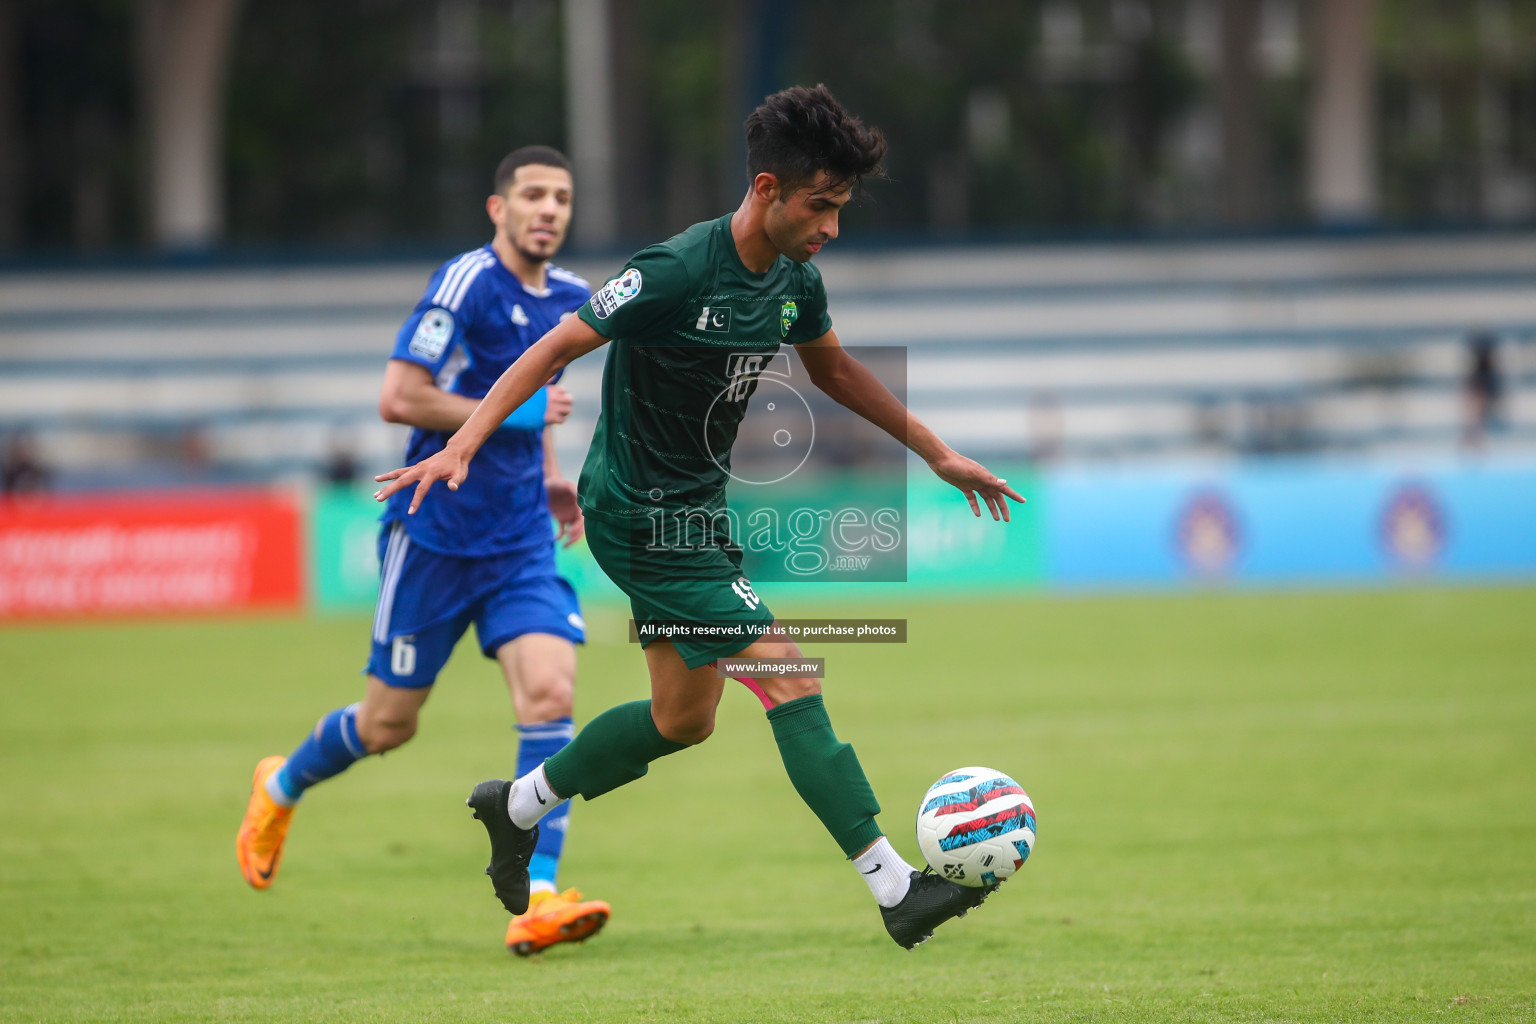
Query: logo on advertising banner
1175 489 1242 576
1380 482 1446 569
0 491 303 620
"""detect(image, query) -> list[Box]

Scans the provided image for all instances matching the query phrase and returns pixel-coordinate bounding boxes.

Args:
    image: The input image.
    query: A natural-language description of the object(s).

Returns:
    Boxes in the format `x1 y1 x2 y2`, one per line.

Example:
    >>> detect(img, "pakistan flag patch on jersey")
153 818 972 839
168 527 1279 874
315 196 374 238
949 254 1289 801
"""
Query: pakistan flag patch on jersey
780 300 798 338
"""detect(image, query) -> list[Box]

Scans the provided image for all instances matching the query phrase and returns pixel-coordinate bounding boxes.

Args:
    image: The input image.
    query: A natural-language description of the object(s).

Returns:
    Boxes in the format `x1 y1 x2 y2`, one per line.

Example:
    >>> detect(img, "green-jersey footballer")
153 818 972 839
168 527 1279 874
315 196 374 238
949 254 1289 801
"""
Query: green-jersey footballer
376 84 1025 950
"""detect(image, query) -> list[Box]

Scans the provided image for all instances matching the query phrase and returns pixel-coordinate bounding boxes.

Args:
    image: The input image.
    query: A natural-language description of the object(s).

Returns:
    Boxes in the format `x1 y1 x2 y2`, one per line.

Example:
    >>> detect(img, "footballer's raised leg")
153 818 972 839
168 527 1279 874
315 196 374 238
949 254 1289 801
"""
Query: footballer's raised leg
877 868 997 949
467 779 540 916
235 692 410 889
737 636 1003 950
236 755 296 889
478 690 691 919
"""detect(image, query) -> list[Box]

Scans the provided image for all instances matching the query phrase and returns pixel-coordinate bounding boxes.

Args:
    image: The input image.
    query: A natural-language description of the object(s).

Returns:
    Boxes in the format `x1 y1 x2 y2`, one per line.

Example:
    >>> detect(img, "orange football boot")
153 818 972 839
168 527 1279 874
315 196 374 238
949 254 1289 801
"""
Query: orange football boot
504 888 611 956
236 755 295 889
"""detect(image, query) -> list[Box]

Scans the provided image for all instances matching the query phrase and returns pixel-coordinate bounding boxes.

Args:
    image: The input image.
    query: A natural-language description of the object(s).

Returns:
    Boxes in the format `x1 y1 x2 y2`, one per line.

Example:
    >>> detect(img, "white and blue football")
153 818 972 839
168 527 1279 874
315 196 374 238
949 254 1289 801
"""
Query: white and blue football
915 767 1036 888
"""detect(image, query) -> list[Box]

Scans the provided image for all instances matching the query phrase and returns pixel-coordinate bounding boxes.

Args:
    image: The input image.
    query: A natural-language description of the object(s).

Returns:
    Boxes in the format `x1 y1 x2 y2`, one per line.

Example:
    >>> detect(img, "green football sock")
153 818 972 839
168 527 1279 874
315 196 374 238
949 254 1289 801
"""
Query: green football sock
542 700 687 800
767 694 884 857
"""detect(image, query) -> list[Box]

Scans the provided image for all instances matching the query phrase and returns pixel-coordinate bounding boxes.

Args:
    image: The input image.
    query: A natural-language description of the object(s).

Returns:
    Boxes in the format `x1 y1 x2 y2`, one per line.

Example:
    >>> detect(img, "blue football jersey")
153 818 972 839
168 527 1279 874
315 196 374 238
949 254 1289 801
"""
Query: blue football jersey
384 245 591 558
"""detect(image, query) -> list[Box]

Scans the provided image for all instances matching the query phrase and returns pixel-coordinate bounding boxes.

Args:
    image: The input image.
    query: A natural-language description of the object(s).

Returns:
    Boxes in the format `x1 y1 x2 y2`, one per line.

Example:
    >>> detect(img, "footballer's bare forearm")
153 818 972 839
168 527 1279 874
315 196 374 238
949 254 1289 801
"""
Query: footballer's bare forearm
830 364 1024 521
372 319 605 511
450 317 606 457
814 352 951 463
379 361 483 432
542 426 562 480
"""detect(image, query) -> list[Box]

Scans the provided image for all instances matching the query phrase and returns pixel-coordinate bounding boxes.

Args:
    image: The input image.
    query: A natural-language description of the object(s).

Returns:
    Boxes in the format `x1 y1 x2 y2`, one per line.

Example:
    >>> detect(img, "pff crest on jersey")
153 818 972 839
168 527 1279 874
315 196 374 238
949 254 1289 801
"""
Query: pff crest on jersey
780 300 798 337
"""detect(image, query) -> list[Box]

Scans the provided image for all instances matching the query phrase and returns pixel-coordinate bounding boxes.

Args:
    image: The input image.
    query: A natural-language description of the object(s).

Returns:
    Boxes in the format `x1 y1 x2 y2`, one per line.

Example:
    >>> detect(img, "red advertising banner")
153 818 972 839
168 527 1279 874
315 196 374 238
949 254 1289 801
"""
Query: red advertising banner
0 490 303 619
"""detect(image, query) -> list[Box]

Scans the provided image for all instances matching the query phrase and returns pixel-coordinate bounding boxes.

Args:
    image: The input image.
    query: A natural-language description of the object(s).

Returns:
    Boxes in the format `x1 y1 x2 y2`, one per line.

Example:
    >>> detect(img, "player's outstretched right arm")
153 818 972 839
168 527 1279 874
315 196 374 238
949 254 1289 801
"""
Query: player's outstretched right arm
796 328 1025 521
374 315 608 513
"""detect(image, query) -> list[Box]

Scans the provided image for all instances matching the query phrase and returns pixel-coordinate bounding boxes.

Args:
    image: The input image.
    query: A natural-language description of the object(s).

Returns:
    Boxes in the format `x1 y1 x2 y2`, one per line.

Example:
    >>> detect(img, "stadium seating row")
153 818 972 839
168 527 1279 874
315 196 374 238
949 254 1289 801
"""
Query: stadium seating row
1 233 1532 489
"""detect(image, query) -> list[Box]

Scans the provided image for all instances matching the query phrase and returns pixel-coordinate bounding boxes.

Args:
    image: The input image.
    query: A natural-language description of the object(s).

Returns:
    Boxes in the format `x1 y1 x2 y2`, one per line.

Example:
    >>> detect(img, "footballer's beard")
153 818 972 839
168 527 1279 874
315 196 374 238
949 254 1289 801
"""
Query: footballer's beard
505 217 562 261
513 234 560 265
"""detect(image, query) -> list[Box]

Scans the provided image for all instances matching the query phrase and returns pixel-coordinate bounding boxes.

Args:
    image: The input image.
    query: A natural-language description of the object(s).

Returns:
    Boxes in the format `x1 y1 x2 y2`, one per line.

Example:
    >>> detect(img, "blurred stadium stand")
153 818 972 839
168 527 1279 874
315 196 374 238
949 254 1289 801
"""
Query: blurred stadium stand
2 232 1533 491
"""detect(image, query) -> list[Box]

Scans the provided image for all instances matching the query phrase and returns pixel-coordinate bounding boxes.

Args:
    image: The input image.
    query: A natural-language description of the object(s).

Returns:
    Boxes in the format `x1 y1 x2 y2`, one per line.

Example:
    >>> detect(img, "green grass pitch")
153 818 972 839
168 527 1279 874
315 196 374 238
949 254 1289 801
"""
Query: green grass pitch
2 587 1533 1023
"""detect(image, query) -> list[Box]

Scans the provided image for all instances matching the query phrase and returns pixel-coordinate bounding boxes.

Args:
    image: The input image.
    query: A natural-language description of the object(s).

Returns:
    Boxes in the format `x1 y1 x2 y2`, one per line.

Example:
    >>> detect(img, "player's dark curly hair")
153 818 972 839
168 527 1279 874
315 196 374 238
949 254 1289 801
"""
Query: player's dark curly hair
493 145 571 195
745 84 886 196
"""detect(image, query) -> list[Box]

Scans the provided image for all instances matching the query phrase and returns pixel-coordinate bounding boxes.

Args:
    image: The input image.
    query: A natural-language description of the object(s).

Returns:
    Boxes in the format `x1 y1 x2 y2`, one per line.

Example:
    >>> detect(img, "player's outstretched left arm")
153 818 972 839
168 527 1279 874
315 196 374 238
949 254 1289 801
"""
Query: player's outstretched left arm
795 330 1025 522
543 425 584 548
374 315 609 514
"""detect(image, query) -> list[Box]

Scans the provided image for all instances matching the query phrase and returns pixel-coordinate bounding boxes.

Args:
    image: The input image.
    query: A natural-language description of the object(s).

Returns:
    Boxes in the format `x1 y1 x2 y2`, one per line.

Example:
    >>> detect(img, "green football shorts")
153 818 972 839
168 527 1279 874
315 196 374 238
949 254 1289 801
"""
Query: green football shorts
583 509 777 670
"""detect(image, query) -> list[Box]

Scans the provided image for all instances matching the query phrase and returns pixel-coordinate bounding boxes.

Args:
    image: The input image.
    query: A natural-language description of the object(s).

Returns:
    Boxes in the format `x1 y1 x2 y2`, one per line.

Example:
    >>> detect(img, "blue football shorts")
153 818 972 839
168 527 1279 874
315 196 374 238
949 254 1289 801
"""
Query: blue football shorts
365 522 586 689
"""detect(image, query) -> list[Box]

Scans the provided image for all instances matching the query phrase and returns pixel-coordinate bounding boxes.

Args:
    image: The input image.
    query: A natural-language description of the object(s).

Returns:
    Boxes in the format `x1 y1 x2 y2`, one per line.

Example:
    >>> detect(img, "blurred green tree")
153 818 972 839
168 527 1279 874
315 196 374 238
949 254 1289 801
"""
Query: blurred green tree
3 0 1535 254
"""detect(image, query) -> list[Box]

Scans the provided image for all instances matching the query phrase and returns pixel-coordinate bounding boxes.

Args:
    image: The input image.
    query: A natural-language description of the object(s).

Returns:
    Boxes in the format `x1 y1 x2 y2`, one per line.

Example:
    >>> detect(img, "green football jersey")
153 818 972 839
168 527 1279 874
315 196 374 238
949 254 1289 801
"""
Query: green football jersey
575 213 833 517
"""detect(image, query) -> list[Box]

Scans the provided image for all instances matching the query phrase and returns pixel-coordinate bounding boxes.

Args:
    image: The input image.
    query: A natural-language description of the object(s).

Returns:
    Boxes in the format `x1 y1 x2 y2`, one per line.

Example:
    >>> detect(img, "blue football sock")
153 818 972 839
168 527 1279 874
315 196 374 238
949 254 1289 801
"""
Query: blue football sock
516 716 575 889
275 703 366 802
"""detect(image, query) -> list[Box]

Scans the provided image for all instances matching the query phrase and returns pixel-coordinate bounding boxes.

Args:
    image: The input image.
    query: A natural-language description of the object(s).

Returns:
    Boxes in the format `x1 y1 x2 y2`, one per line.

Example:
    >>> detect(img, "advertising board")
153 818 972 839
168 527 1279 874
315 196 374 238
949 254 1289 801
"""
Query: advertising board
0 490 303 619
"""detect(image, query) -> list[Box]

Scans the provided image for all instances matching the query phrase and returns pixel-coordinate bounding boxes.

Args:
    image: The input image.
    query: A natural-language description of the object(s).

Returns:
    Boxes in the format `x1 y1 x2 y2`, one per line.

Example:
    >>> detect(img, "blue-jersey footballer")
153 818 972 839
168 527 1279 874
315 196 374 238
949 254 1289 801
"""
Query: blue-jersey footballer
238 147 615 954
384 244 591 560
